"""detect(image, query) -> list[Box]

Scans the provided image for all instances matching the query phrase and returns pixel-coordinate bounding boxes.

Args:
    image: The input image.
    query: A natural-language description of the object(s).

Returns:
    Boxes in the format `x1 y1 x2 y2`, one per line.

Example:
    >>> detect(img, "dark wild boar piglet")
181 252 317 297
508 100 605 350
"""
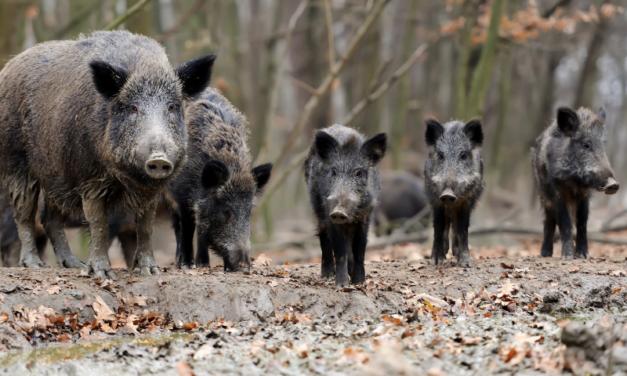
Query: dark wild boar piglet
0 31 215 279
304 125 386 287
424 118 484 267
532 106 619 260
374 171 428 236
168 87 272 273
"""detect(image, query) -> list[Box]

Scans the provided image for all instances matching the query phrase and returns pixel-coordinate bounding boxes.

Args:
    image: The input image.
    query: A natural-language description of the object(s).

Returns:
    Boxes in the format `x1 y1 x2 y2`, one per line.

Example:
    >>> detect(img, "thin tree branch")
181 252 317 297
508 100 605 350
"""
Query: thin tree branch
272 0 391 171
253 0 309 166
366 59 392 95
156 0 207 42
104 0 152 31
323 0 336 70
289 76 320 96
254 149 309 214
343 43 428 126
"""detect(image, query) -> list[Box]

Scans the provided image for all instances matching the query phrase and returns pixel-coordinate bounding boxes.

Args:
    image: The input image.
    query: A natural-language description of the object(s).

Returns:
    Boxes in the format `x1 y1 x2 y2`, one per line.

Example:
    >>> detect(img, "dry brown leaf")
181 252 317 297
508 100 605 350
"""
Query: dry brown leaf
415 293 449 309
46 286 61 295
79 324 91 340
461 336 483 345
93 295 116 323
336 348 370 365
193 344 214 360
123 296 147 307
252 253 272 267
0 294 4 303
354 327 369 336
0 311 8 324
427 368 445 376
177 361 195 376
611 270 626 277
117 314 139 335
500 262 514 270
568 266 580 273
268 280 278 288
498 279 519 296
479 287 493 303
100 322 115 334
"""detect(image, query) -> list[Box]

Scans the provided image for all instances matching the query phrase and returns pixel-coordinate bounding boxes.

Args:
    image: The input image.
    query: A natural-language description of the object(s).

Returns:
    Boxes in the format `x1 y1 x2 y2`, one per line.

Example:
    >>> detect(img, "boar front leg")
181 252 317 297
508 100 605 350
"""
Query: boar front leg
540 205 557 257
174 204 196 269
431 206 446 266
132 200 160 276
350 222 368 285
556 199 575 260
10 176 46 268
330 226 349 287
41 202 87 269
454 206 472 268
319 227 335 280
83 198 116 280
575 198 590 259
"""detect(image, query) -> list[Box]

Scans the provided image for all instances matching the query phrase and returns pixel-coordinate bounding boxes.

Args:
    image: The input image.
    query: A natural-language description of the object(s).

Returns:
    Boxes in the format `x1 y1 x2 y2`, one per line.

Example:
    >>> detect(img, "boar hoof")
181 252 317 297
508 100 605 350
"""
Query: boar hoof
574 252 590 260
180 262 197 270
58 255 88 269
560 254 574 261
457 258 472 268
93 269 118 281
140 266 161 276
19 254 47 269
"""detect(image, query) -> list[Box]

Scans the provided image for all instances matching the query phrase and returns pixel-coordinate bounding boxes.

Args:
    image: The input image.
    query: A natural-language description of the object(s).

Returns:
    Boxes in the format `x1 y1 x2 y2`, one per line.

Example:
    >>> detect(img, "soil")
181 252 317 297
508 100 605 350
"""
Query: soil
0 254 626 375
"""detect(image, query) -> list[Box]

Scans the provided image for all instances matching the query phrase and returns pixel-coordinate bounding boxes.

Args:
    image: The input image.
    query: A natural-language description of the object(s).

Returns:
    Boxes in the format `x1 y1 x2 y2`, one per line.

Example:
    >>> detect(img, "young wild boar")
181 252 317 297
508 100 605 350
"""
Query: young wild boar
374 171 428 236
0 31 215 279
424 118 484 267
304 125 387 287
532 106 619 260
168 87 272 273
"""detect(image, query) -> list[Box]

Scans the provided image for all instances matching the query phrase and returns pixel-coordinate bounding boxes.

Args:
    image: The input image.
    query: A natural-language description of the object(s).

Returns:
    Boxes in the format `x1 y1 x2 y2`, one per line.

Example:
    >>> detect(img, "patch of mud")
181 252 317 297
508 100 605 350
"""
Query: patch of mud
0 256 625 374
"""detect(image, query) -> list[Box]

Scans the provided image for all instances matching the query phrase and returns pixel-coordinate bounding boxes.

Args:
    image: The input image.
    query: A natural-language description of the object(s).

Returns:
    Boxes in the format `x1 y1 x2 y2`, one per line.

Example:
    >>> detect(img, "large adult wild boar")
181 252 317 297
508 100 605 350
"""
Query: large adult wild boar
0 31 214 279
169 87 272 273
532 106 619 260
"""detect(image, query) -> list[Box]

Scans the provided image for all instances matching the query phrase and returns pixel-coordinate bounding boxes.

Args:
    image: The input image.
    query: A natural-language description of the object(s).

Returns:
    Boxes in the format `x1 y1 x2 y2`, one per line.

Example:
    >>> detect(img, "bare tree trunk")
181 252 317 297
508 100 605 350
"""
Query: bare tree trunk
453 0 480 119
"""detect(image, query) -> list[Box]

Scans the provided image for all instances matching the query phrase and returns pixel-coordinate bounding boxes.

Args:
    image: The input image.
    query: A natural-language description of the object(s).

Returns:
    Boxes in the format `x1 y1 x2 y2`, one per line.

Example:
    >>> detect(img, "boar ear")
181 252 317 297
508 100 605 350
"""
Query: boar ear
201 160 230 190
425 119 444 147
463 119 483 147
362 133 387 166
314 131 340 161
252 163 273 194
90 61 128 99
557 107 579 136
176 54 217 98
598 106 607 122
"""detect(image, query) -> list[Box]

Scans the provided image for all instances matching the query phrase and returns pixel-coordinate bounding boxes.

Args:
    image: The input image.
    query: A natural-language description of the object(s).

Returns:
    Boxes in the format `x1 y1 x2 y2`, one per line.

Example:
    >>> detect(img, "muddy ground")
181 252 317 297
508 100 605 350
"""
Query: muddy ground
0 252 626 375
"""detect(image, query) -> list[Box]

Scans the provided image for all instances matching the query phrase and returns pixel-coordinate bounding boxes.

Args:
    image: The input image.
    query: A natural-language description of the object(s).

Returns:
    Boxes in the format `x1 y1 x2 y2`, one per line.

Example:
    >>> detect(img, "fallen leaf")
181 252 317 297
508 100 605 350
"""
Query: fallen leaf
46 286 61 295
117 314 139 334
100 322 115 334
500 262 514 270
568 266 580 273
336 348 370 365
193 344 214 360
268 280 278 288
427 368 445 376
93 295 116 323
354 327 369 336
415 293 449 309
461 336 483 345
56 334 72 343
0 294 4 303
123 296 147 307
0 311 8 324
79 324 91 340
612 288 621 295
498 279 519 296
177 361 195 376
610 270 626 277
479 287 493 303
252 254 272 267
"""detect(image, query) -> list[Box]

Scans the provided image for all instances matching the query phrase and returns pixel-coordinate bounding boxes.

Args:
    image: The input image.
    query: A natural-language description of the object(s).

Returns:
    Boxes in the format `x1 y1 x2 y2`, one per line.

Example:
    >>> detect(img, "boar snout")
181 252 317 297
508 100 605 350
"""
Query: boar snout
603 177 619 195
439 188 457 204
145 154 174 179
329 207 349 224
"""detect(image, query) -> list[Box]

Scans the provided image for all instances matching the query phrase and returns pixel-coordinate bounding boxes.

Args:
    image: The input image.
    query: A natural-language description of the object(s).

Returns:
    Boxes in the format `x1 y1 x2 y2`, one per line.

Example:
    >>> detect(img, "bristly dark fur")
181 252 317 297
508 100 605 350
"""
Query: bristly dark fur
0 30 214 277
531 106 618 260
169 87 272 272
304 124 386 287
424 118 484 267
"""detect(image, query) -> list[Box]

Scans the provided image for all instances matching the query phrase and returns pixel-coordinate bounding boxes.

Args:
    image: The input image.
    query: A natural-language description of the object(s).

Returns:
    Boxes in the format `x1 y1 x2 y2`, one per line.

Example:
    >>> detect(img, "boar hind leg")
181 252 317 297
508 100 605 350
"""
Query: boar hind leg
41 202 86 269
174 205 196 269
350 223 368 285
83 198 116 280
454 207 472 268
575 199 590 259
196 234 210 268
7 175 46 268
430 207 446 266
330 226 349 287
319 228 335 280
132 201 160 276
556 199 575 260
540 206 557 257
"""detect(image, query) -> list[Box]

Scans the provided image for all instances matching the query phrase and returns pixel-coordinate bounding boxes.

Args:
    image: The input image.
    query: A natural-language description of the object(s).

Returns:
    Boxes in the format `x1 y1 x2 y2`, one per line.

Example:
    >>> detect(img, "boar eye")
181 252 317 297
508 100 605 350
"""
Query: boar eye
331 168 338 177
437 152 444 161
582 142 591 149
354 169 364 178
167 103 178 113
459 151 468 161
129 104 139 113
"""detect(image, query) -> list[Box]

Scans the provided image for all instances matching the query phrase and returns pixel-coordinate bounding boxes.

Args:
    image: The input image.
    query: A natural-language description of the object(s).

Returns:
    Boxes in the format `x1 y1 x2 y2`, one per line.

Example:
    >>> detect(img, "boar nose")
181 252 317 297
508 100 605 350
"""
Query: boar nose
329 207 349 224
145 154 173 179
439 188 457 204
603 177 620 195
